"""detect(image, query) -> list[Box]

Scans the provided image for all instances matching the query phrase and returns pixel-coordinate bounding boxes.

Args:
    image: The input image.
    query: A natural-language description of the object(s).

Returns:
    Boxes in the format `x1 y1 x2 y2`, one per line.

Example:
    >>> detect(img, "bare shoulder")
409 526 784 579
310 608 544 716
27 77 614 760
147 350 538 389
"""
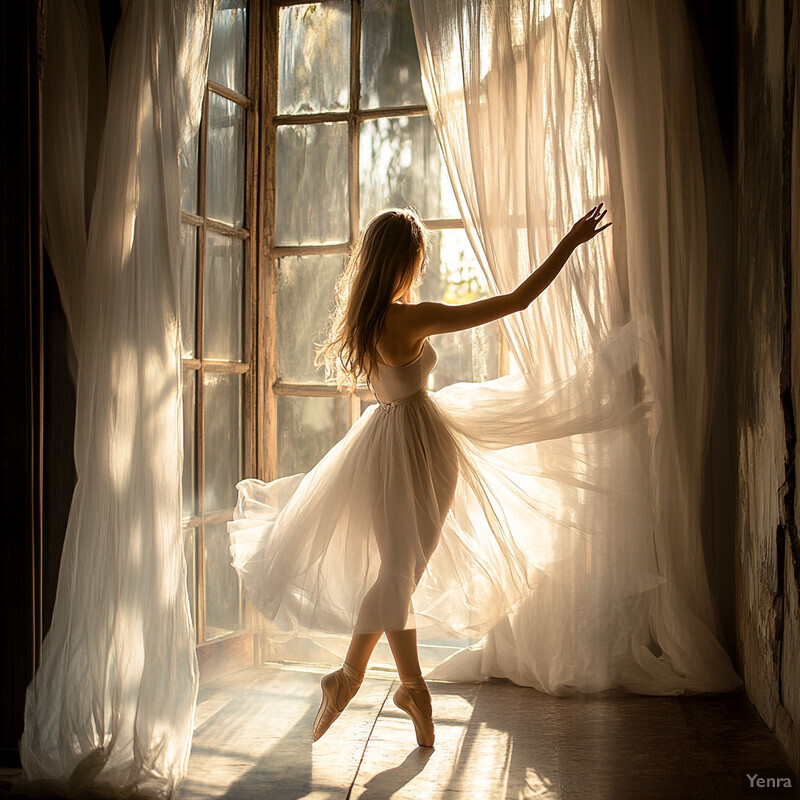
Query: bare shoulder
383 302 442 337
397 301 457 335
386 301 443 328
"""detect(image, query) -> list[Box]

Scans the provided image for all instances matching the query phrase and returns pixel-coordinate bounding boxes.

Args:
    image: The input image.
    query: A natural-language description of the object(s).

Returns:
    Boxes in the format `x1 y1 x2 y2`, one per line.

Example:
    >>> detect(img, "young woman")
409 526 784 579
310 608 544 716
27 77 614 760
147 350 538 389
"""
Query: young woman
229 204 610 748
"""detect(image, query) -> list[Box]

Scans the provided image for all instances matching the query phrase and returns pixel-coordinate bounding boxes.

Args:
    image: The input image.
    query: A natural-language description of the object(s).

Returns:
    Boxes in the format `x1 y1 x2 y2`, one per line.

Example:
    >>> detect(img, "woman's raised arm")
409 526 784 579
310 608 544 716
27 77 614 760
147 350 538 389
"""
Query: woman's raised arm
401 205 610 338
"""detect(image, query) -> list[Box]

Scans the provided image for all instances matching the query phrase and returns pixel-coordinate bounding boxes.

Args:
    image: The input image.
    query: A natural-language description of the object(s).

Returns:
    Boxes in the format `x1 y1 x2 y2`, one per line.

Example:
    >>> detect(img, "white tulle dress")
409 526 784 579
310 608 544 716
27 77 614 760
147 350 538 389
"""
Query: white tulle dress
231 339 525 638
229 328 660 643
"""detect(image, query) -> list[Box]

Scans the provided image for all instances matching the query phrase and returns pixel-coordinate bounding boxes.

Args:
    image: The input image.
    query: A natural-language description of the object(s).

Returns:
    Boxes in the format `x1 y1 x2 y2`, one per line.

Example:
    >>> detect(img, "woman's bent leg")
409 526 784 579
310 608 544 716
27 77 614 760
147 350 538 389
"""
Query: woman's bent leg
387 628 434 747
345 632 381 675
349 578 384 671
385 628 423 682
313 578 389 742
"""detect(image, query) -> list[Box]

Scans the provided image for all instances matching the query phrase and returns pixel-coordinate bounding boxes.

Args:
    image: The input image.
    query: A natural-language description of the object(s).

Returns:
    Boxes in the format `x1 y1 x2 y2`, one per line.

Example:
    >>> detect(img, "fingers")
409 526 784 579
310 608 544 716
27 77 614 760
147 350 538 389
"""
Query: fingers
575 204 611 240
584 202 605 220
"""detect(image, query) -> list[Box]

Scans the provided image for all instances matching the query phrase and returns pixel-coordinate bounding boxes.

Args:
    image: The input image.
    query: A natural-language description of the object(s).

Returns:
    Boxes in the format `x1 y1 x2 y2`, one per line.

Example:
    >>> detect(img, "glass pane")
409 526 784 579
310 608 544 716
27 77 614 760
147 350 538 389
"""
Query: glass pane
182 370 197 518
207 92 246 226
184 527 197 639
360 115 459 223
278 1 350 115
180 224 197 358
204 521 241 638
276 123 349 245
419 228 500 387
361 0 424 109
179 128 199 213
204 232 244 361
277 254 344 383
208 0 248 95
204 372 243 513
277 396 349 478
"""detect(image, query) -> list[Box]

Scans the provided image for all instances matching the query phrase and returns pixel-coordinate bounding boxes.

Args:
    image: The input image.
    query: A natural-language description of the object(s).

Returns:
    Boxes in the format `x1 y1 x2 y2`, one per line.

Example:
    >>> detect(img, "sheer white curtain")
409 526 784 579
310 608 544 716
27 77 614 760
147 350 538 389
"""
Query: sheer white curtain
20 1 213 796
412 0 741 694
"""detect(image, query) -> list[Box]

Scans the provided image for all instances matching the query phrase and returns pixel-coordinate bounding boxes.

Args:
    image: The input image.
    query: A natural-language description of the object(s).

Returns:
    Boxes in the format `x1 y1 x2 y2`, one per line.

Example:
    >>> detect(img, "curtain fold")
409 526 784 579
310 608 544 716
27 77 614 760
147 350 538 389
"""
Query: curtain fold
411 0 741 694
20 1 213 796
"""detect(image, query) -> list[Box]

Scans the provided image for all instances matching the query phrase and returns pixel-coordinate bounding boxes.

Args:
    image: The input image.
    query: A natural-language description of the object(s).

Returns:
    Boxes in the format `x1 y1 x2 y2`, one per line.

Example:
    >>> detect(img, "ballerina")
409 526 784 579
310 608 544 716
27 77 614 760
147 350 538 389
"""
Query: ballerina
229 204 610 748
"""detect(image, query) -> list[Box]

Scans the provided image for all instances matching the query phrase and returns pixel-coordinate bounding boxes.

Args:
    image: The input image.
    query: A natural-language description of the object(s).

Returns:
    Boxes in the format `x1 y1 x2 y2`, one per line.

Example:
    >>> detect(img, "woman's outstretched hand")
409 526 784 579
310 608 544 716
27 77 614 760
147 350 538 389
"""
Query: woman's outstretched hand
396 203 613 338
567 204 611 246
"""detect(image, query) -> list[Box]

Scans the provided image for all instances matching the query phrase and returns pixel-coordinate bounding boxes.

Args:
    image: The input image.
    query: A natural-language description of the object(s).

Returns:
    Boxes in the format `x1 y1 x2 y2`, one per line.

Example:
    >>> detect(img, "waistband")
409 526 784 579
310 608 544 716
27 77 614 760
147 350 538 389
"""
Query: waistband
376 387 429 415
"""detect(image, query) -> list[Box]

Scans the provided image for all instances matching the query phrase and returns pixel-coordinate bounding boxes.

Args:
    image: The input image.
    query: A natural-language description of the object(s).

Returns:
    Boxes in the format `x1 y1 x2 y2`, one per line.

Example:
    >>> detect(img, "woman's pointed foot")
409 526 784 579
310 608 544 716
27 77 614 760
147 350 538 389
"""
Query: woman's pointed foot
312 662 364 742
393 675 434 748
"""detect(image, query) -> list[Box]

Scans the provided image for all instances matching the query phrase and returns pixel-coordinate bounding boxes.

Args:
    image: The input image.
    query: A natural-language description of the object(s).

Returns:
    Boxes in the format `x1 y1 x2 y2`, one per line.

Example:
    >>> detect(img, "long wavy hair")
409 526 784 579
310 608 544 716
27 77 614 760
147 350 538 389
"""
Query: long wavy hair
315 208 430 391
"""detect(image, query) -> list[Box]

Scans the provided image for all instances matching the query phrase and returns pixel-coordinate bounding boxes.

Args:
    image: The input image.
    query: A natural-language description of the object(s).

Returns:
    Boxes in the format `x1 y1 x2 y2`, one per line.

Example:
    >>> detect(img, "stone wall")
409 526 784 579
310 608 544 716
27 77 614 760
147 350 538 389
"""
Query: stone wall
735 0 799 771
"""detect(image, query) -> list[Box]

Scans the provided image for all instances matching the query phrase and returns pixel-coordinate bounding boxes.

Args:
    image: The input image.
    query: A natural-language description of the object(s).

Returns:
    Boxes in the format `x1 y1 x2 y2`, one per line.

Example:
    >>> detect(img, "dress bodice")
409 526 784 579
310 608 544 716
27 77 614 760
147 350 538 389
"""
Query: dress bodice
370 340 437 406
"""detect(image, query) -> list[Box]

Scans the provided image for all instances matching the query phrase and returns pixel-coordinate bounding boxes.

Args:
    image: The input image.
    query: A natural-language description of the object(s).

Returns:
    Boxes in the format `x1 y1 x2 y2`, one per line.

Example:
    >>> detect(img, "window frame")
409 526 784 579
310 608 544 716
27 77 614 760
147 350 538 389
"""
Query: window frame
182 0 262 646
260 0 504 482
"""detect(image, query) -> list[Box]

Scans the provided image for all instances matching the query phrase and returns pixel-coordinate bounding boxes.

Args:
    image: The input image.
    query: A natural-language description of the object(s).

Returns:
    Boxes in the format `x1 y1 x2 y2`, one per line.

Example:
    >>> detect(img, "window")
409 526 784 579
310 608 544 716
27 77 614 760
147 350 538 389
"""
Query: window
180 0 259 644
265 0 503 481
179 0 505 658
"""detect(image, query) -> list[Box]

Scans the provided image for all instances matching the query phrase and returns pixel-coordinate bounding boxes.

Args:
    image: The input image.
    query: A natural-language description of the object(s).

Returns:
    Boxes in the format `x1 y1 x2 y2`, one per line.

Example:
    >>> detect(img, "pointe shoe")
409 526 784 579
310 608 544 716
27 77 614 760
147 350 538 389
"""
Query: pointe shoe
393 676 434 748
312 663 363 742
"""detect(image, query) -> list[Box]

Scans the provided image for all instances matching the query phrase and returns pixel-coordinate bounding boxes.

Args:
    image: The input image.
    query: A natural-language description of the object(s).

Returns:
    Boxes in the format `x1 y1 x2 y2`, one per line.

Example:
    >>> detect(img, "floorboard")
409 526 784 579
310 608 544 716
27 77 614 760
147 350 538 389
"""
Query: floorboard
1 665 796 799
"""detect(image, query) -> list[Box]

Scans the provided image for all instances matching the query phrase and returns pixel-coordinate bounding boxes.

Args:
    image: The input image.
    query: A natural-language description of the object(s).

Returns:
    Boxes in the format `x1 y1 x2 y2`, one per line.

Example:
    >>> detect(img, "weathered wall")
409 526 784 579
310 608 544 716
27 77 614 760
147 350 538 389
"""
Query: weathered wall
785 0 800 768
735 0 799 771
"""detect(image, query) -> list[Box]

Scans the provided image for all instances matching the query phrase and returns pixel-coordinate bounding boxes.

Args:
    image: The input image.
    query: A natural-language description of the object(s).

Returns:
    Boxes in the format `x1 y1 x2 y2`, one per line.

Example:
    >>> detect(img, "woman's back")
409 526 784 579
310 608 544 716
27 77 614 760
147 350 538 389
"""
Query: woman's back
371 339 436 406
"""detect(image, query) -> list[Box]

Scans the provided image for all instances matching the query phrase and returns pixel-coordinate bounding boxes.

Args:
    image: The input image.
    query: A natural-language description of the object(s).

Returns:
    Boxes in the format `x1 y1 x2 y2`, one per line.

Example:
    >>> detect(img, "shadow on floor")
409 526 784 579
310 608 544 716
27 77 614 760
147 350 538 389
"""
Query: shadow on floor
356 747 434 799
2 668 797 799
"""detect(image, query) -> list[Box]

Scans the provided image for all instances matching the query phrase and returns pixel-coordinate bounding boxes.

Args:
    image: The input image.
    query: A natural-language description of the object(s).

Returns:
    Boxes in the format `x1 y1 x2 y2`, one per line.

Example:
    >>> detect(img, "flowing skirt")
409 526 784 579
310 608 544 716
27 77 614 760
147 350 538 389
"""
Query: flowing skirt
229 324 665 643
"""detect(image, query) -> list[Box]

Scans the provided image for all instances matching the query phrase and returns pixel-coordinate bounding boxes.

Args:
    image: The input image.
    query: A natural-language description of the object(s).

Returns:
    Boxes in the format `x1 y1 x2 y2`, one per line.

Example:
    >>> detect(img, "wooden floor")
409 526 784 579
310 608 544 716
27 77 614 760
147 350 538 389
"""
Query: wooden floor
2 665 796 799
183 666 795 799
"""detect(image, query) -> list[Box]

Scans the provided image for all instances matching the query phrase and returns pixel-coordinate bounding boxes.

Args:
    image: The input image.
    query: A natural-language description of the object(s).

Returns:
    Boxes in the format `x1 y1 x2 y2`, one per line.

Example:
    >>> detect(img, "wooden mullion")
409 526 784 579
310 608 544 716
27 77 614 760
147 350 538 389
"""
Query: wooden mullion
272 242 350 257
422 218 464 230
196 84 209 645
181 358 201 371
208 80 253 110
358 104 428 120
202 360 250 374
196 382 206 651
185 212 251 241
203 509 236 526
206 219 250 240
349 0 362 427
272 383 376 402
274 110 349 126
272 382 342 398
271 381 376 399
199 87 209 223
274 104 429 128
244 0 261 534
261 1 280 483
181 210 204 227
271 0 320 7
349 0 361 245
